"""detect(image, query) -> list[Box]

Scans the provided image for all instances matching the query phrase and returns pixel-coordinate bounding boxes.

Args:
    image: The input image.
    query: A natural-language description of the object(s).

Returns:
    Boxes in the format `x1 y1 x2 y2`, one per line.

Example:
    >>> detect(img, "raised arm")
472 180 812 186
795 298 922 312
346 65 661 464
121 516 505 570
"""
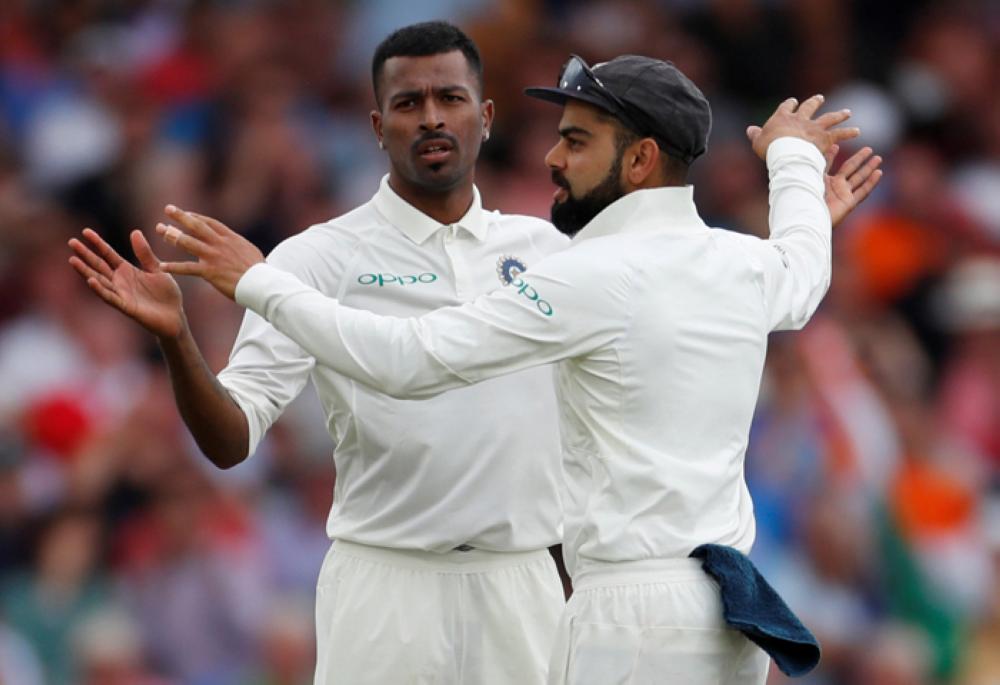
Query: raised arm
153 206 623 398
743 95 879 331
68 229 249 468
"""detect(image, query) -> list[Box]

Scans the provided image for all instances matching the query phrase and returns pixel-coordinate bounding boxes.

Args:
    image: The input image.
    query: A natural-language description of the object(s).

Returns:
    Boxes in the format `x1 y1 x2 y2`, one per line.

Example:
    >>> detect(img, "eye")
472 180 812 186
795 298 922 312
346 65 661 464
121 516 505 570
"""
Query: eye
442 93 464 103
394 98 416 110
566 137 584 151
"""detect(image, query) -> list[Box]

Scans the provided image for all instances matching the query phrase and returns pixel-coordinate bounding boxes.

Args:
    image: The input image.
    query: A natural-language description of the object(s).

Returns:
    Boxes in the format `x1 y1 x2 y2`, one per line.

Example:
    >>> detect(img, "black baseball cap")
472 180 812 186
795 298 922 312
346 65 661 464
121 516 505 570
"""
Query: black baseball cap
525 54 712 165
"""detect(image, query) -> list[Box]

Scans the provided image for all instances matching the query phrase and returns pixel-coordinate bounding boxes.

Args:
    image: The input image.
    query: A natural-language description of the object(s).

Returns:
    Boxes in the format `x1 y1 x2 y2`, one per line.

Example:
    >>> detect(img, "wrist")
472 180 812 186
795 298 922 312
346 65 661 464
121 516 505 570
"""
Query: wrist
157 313 191 347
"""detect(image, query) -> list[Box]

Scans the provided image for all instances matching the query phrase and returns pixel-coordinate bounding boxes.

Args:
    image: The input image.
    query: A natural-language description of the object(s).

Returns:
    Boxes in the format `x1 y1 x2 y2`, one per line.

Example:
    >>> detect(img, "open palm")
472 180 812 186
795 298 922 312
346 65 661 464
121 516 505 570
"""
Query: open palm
69 229 186 339
824 145 883 227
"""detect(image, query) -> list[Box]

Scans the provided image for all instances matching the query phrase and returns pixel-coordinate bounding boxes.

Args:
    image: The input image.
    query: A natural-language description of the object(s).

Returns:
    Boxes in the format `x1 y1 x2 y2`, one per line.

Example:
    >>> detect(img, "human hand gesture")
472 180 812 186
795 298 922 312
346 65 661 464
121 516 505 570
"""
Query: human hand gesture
155 205 264 300
746 94 859 160
69 229 186 339
822 145 883 227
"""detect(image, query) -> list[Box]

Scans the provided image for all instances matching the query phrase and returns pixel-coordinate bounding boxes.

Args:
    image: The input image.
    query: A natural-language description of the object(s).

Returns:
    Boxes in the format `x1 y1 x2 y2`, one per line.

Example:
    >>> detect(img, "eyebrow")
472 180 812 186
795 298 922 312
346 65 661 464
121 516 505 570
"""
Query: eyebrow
558 125 593 138
389 85 473 103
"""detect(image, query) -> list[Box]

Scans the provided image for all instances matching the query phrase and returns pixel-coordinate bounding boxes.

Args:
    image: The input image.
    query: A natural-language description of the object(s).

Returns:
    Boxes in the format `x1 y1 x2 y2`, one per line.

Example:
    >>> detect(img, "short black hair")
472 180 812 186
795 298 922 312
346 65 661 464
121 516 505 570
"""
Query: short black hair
599 111 689 184
372 21 483 107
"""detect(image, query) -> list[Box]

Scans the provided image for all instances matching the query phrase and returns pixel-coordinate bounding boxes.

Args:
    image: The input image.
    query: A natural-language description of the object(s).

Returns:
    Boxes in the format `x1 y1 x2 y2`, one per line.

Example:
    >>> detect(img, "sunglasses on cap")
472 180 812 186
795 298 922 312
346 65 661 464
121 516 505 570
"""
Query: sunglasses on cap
556 55 694 164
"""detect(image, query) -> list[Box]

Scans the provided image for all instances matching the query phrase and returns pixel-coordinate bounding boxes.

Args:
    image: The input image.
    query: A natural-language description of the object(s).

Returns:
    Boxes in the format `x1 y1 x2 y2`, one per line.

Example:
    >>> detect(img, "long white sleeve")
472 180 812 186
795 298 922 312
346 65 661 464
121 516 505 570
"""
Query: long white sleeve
759 137 832 331
235 245 629 399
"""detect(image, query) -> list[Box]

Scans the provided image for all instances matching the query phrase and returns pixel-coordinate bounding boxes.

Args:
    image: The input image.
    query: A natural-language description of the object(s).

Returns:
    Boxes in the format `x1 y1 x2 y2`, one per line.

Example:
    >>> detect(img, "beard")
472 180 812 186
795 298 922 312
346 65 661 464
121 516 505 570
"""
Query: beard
550 157 627 237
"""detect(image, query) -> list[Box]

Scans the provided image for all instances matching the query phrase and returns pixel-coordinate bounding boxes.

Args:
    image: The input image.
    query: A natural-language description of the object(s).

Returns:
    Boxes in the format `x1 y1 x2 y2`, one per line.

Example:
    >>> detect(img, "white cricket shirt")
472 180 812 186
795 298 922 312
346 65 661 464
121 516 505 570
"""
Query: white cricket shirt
218 176 569 552
234 138 831 576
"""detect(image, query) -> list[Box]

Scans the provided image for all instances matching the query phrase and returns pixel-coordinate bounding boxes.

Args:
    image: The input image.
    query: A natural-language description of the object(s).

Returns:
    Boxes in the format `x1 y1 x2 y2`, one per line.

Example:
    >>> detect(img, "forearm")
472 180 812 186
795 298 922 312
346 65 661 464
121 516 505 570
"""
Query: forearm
158 323 250 469
236 264 468 398
764 137 831 329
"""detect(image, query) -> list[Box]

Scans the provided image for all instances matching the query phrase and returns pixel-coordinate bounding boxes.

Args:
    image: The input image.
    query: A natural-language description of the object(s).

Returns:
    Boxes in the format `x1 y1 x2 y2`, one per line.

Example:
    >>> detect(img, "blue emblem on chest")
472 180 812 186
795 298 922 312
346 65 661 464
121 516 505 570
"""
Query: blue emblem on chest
496 254 526 286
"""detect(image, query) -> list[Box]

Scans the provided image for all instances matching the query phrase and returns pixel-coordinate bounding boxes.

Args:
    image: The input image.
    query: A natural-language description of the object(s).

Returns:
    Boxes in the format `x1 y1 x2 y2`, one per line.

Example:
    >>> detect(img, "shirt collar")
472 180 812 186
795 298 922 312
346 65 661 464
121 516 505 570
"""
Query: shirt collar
572 185 704 243
373 174 489 245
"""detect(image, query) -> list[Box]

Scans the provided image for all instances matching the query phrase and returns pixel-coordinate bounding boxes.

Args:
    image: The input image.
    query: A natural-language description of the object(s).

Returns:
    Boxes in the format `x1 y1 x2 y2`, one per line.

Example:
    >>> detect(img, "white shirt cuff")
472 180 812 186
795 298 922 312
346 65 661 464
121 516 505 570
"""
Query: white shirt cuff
766 136 826 171
235 262 285 314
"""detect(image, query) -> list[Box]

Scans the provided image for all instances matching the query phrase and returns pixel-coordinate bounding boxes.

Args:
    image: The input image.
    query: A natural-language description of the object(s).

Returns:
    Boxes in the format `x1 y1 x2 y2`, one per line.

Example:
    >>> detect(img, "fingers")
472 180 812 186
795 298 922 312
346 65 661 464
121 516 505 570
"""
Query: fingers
80 228 125 269
130 230 162 272
823 144 839 173
158 260 204 277
190 212 231 236
164 205 215 240
815 109 851 129
853 167 883 204
777 97 799 115
850 152 883 190
156 222 208 257
68 237 115 280
828 126 861 144
68 255 114 291
746 125 762 142
796 93 826 119
85 275 125 310
835 146 873 179
68 256 124 309
796 94 825 118
847 151 883 201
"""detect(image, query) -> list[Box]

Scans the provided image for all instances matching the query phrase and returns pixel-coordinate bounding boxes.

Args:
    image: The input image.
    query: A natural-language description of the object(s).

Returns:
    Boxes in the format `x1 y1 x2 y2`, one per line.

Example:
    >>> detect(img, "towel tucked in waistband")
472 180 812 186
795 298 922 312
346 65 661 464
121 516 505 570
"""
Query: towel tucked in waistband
690 543 821 677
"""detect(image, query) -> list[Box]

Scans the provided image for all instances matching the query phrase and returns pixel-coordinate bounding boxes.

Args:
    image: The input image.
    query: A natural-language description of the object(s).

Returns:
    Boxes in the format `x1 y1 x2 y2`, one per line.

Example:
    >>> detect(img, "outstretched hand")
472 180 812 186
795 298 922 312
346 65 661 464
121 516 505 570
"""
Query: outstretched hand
822 145 883 227
69 229 186 339
746 94 859 160
155 205 264 300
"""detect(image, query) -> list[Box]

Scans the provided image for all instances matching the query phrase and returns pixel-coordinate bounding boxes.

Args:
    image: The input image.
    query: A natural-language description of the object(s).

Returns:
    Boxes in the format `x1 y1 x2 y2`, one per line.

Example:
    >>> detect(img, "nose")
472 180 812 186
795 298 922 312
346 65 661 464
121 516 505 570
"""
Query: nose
419 100 445 131
544 140 565 170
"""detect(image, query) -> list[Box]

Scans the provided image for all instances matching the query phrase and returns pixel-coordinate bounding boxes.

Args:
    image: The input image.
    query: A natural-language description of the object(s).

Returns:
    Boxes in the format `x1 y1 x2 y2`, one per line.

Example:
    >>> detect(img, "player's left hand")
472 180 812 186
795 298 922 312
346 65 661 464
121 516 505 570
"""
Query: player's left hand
823 145 883 227
155 205 264 300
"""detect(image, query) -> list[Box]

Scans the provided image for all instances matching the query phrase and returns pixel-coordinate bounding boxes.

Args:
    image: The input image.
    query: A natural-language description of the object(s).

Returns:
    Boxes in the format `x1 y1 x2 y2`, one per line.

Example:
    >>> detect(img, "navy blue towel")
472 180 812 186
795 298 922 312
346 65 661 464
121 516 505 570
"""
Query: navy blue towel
690 544 821 677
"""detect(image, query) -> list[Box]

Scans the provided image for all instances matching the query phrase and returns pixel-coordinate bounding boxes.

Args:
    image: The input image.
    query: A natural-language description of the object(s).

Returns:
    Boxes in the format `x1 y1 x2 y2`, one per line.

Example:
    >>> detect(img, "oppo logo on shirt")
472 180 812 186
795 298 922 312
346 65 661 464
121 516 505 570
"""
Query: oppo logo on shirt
510 276 553 317
357 272 438 287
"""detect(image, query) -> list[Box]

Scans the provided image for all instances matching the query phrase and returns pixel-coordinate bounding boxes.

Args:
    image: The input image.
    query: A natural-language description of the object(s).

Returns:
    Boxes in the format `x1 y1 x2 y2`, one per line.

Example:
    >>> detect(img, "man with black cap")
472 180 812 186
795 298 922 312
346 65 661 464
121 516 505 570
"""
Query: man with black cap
126 54 880 683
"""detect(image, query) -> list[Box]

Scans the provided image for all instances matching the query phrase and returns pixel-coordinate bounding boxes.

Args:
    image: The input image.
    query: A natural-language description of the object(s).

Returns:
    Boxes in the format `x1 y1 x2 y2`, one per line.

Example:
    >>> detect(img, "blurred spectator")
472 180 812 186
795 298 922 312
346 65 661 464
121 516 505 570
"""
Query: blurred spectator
0 506 109 684
0 616 45 685
72 607 174 685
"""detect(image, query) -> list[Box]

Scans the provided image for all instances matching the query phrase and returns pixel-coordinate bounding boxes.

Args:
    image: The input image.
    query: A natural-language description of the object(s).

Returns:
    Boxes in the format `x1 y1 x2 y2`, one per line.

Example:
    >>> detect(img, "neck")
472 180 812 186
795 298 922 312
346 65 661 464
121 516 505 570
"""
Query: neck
388 172 475 225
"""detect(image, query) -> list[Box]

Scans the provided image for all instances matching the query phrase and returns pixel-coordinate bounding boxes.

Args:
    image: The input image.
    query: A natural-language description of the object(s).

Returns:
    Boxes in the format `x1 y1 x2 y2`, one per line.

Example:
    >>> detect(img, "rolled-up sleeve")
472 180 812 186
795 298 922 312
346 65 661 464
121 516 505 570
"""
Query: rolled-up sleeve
235 247 627 399
756 136 831 331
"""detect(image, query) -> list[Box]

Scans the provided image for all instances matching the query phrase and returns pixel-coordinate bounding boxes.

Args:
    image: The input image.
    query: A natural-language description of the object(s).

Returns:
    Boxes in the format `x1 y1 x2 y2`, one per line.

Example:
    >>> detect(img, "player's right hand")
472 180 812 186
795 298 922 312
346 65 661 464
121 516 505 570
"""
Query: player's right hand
68 228 186 340
746 94 859 160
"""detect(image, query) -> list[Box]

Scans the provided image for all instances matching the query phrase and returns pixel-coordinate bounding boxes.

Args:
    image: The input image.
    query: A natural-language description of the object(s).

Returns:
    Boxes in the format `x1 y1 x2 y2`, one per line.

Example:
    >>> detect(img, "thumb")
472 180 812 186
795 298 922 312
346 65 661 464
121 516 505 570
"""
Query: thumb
824 143 839 173
131 230 161 272
746 125 762 142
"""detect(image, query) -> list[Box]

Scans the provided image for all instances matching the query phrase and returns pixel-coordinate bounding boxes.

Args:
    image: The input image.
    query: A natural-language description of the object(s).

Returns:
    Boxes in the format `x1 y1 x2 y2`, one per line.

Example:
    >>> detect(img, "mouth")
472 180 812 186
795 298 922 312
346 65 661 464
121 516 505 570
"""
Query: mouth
551 171 571 203
416 137 455 164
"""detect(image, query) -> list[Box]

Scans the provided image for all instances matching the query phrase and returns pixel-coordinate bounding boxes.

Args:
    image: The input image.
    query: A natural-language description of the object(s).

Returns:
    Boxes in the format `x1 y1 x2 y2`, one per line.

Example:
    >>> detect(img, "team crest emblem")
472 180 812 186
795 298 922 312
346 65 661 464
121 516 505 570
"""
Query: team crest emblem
496 254 526 285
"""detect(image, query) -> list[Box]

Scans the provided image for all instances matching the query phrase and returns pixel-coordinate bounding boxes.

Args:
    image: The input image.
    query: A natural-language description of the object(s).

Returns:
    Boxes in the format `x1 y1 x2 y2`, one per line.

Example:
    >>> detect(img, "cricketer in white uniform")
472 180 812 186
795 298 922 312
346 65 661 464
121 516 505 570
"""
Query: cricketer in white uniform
143 58 879 683
218 174 569 683
69 21 568 685
219 25 571 685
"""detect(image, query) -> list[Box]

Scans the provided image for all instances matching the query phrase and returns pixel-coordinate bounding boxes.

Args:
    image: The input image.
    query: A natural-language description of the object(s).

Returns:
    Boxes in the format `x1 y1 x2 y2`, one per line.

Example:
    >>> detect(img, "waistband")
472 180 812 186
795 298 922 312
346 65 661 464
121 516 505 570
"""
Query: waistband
330 539 552 573
573 557 707 592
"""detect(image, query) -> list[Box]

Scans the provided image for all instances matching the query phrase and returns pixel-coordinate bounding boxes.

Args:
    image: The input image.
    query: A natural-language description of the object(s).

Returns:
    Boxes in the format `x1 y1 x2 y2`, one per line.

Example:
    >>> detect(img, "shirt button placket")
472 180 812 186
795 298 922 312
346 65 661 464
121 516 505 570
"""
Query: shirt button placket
443 226 463 297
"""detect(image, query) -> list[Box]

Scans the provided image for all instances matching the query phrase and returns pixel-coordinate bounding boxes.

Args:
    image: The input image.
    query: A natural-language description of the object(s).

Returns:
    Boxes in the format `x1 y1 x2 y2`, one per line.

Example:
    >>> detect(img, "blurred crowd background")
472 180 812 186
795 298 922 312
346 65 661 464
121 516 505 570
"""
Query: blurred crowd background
0 0 998 683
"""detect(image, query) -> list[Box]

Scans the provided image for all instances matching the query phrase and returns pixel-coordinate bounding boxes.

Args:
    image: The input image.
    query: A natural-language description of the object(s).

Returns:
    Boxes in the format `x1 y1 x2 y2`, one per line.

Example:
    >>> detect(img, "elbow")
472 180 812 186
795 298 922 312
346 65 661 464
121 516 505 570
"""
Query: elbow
202 445 249 470
371 368 448 399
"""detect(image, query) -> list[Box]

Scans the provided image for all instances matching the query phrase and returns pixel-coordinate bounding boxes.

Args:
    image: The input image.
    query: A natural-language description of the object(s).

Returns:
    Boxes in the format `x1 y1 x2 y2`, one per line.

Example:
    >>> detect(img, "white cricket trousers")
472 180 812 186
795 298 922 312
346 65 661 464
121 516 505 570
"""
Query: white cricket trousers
314 539 565 684
547 557 770 685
